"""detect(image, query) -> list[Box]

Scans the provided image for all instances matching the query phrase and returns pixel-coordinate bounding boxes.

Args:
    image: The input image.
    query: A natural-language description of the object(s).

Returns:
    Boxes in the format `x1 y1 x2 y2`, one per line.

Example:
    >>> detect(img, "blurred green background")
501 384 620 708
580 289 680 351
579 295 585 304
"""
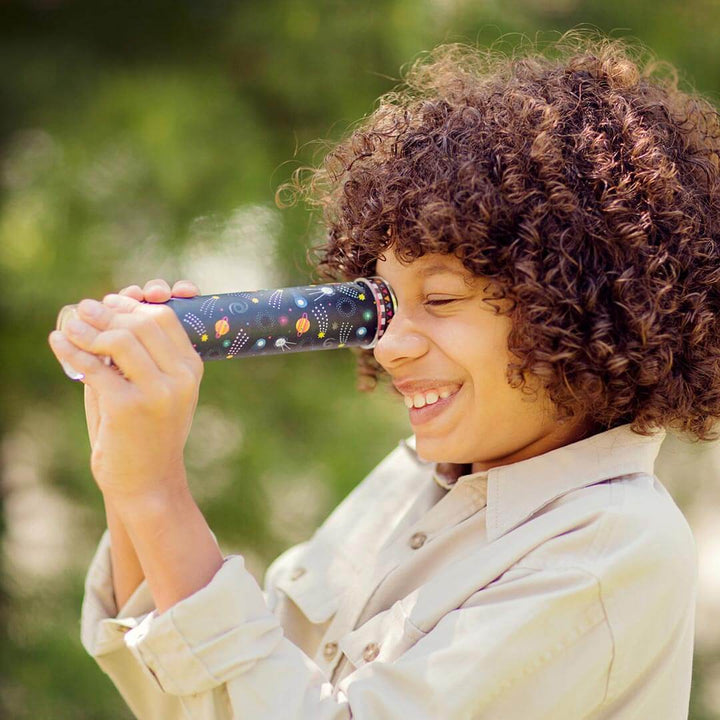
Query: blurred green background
2 1 720 717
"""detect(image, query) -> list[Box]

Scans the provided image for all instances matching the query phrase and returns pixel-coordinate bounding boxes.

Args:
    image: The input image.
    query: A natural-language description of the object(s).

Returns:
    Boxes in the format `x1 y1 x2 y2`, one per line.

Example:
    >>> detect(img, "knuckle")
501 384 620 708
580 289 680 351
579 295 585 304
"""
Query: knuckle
150 382 174 409
124 305 156 328
69 351 93 372
144 303 180 330
133 311 157 330
100 328 134 351
103 293 137 311
71 350 105 376
78 298 104 319
152 304 176 322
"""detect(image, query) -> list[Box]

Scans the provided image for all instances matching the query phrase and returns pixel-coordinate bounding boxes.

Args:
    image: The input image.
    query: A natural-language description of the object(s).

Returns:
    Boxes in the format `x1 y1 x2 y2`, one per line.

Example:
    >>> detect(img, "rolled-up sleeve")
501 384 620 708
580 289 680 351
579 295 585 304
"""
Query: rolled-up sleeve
81 531 349 720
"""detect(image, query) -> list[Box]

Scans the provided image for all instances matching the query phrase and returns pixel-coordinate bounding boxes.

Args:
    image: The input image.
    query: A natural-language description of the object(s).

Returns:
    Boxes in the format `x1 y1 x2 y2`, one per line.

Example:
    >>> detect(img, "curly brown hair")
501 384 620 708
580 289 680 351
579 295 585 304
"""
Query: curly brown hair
281 29 720 442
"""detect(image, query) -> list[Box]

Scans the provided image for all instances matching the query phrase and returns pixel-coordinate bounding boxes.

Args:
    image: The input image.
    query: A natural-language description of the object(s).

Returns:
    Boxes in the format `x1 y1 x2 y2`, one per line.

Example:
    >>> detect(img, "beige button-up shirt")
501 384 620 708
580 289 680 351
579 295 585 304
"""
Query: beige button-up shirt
81 423 697 719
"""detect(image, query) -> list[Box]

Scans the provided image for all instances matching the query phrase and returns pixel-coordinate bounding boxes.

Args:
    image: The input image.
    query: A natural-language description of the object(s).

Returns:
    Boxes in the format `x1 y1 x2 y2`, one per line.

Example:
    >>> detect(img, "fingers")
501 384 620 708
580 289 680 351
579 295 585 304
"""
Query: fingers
142 278 172 303
101 294 202 370
172 280 200 297
49 330 130 393
118 279 200 303
72 299 196 379
58 313 162 390
118 285 145 302
52 278 203 384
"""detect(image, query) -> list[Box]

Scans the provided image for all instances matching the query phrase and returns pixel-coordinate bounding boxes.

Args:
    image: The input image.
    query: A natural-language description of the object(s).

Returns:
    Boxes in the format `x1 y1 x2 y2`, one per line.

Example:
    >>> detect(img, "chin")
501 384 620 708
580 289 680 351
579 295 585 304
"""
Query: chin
413 434 470 465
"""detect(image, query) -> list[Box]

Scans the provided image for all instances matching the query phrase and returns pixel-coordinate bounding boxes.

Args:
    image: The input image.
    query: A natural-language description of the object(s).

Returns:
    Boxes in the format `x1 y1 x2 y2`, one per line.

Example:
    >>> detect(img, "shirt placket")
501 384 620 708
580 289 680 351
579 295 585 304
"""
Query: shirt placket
321 475 489 684
310 475 443 680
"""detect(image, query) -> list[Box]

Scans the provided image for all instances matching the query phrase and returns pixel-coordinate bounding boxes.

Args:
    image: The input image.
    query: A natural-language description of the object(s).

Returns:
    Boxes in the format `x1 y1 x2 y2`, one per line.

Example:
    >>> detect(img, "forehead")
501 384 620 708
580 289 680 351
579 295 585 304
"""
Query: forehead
374 251 472 279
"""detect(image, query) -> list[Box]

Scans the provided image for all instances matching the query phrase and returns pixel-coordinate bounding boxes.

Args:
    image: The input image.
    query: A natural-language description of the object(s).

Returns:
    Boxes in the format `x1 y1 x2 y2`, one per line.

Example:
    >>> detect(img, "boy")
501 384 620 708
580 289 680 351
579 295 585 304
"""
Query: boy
50 30 717 718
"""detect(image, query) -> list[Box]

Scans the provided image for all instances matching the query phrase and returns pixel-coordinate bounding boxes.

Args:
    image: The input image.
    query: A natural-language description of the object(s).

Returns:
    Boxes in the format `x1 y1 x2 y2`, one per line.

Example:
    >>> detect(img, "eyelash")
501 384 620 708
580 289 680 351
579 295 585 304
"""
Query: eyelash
424 299 456 306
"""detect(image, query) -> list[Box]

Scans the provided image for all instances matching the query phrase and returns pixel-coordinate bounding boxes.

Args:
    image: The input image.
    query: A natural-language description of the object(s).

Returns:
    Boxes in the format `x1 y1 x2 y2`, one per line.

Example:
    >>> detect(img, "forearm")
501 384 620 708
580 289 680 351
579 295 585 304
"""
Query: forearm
105 500 145 611
110 479 224 615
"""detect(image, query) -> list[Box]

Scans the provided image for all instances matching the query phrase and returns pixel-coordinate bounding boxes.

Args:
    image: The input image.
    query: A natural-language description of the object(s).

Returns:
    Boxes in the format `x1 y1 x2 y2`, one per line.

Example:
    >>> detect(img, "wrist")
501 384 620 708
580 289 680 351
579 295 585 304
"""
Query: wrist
103 473 191 525
104 481 222 614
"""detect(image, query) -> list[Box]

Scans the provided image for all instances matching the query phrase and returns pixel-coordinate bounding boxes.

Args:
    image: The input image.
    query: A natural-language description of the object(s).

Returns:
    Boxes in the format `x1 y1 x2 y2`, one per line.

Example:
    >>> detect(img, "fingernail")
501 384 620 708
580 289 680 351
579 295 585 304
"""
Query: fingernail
61 361 85 382
49 332 84 381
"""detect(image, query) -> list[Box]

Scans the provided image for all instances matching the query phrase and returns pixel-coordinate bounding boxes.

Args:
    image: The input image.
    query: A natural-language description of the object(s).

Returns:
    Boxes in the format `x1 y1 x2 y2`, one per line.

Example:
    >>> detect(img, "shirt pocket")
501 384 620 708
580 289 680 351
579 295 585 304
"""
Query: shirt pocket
269 540 358 625
338 597 427 670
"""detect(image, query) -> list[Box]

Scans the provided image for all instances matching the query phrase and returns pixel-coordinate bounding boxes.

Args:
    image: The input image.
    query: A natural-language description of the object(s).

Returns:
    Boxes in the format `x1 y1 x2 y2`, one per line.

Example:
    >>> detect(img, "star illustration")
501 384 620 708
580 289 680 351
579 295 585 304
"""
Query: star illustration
318 331 325 338
201 334 208 342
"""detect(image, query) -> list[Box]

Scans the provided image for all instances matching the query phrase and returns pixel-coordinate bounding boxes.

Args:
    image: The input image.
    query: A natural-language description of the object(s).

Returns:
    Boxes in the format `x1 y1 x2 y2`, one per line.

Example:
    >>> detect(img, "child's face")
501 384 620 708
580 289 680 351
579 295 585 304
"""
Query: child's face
373 249 591 471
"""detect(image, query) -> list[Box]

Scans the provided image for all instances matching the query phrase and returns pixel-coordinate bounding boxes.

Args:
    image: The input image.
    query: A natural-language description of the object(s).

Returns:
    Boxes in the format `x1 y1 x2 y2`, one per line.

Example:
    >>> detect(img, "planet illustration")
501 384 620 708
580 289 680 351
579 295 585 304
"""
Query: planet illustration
215 316 230 338
296 313 311 337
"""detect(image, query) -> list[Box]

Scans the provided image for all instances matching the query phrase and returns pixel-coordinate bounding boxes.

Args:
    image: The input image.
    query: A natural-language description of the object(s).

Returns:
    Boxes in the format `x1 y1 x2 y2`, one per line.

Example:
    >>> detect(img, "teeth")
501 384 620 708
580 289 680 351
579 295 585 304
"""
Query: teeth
403 387 458 409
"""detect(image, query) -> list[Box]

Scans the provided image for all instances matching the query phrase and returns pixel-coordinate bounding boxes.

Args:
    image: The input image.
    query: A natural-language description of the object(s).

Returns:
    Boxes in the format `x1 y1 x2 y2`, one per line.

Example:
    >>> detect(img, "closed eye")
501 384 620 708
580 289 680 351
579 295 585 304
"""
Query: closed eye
424 298 457 306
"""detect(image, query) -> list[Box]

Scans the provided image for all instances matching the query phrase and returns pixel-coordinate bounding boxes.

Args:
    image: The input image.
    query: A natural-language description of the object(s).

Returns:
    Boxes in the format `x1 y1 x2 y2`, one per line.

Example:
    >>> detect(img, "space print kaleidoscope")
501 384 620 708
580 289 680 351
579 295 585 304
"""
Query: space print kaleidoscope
163 277 397 361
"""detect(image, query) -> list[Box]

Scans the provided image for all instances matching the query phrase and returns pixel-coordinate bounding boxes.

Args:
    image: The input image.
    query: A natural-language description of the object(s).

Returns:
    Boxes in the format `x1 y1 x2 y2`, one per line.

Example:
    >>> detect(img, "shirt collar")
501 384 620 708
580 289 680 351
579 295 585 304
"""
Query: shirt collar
402 422 667 542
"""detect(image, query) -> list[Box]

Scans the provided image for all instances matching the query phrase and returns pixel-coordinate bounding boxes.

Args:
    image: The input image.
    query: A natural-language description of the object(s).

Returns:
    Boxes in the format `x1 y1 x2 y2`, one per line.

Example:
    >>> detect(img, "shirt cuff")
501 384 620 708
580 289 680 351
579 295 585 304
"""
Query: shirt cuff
80 529 156 658
123 554 284 696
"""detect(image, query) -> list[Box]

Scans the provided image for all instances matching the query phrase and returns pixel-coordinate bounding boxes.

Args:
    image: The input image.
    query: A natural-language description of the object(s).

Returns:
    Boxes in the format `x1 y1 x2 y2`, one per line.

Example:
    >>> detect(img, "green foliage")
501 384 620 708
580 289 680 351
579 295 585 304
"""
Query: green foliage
2 1 719 717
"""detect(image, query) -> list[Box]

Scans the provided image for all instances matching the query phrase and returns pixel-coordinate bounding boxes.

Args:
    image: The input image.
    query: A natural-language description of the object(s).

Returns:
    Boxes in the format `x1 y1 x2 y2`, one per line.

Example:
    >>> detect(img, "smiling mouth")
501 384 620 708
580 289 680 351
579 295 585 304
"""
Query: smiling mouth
405 386 463 425
403 388 455 409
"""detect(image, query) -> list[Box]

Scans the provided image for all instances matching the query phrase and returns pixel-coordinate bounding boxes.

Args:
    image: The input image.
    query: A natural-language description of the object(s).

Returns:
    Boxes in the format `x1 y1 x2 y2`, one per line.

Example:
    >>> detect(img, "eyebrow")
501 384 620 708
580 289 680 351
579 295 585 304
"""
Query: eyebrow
417 263 472 279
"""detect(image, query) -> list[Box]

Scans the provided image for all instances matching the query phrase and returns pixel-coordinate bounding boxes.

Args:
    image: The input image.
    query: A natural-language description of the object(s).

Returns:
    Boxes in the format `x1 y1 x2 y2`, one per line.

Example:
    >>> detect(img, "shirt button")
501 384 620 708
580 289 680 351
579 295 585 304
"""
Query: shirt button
362 642 380 663
323 642 338 661
290 567 306 581
409 531 428 549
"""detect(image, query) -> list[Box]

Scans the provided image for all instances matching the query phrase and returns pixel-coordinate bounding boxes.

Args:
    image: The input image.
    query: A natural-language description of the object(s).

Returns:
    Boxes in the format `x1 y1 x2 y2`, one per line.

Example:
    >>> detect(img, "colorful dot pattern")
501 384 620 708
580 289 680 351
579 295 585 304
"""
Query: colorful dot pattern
164 278 396 361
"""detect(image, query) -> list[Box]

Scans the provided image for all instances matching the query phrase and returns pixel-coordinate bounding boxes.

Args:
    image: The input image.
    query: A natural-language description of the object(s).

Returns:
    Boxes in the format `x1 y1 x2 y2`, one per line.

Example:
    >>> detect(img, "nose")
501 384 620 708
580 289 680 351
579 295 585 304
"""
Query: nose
373 305 429 370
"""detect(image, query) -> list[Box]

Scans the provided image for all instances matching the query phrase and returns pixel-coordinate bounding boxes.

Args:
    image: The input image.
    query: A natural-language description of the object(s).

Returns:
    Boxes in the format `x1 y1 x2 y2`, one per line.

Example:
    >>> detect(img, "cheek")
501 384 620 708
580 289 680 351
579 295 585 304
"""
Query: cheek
437 316 512 380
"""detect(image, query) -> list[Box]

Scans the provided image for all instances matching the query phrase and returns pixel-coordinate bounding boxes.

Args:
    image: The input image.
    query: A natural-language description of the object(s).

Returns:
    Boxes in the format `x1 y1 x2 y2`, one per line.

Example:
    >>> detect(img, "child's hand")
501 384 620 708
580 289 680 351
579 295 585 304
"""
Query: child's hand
61 278 201 457
117 278 200 304
48 285 204 505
